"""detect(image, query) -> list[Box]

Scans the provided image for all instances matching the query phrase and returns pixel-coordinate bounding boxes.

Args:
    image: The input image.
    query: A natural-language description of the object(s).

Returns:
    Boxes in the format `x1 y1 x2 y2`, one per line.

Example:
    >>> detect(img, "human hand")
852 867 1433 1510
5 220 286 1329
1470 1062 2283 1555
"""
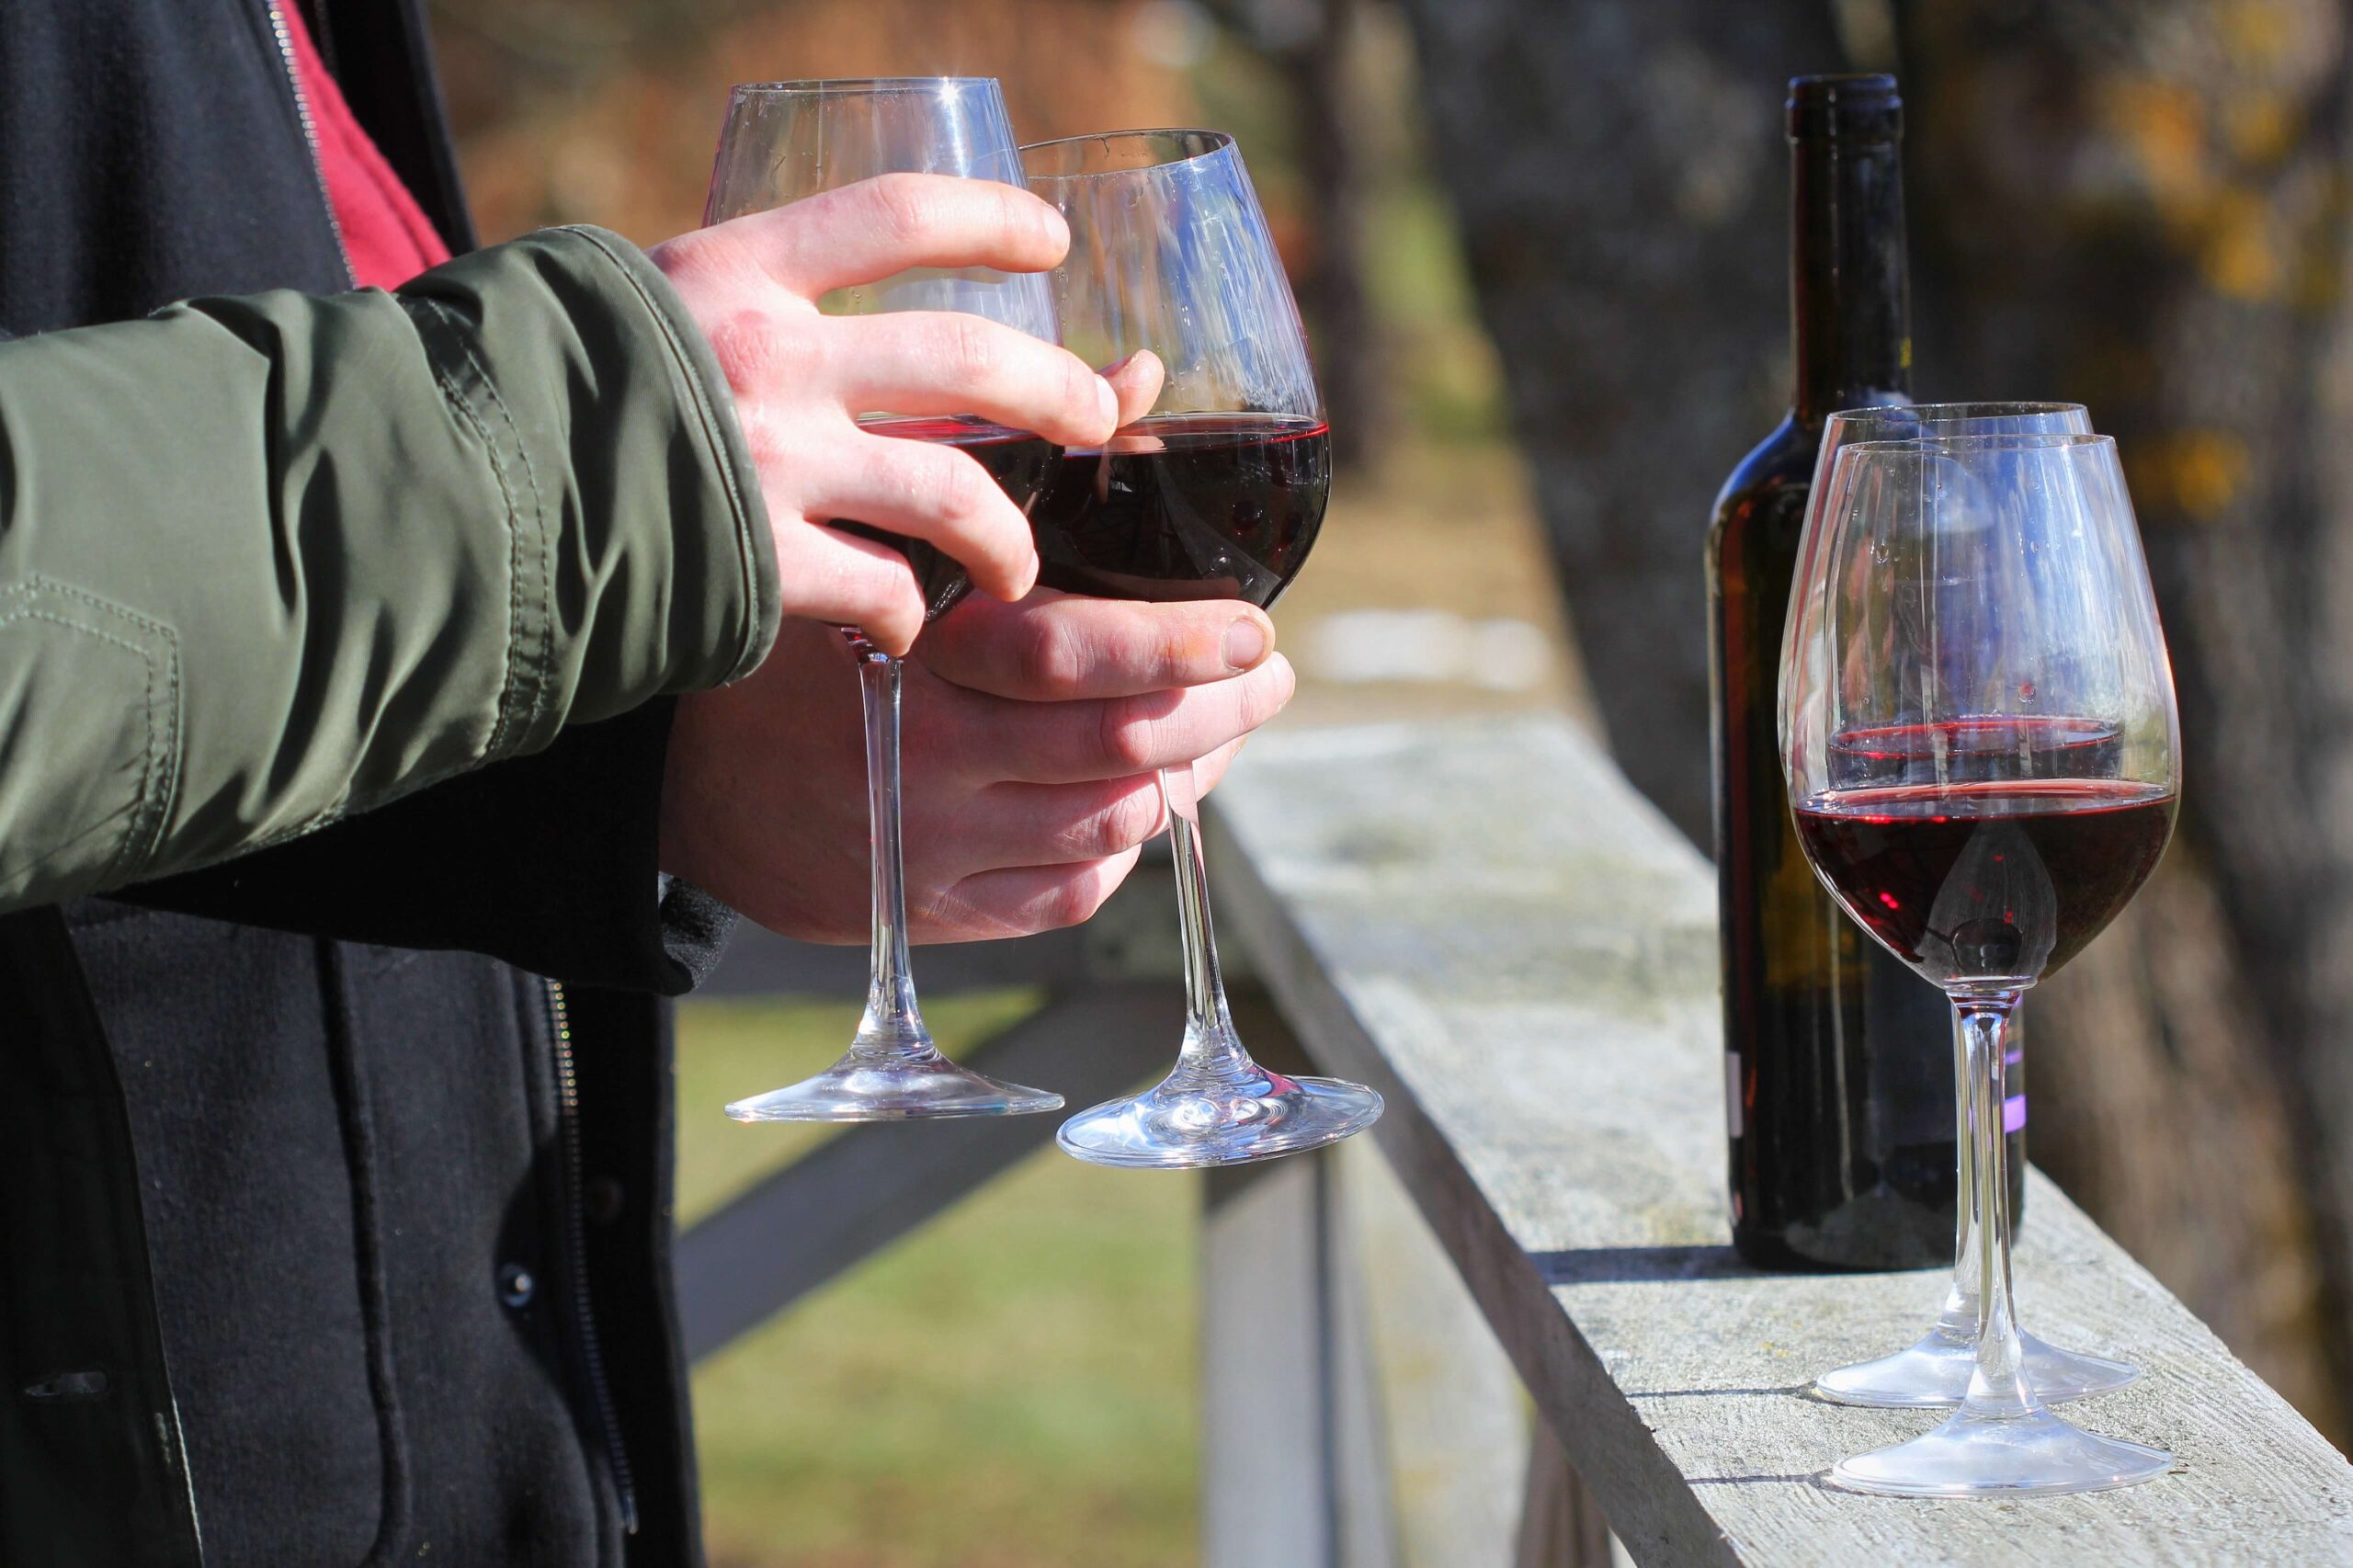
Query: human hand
659 588 1293 941
647 174 1120 654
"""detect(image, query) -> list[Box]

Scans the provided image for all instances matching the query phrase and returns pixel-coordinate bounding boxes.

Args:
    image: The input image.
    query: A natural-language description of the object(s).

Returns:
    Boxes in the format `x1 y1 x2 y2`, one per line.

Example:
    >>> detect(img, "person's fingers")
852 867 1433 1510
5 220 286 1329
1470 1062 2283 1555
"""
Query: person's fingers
916 587 1277 700
716 174 1071 298
929 774 1169 873
801 426 1041 604
1101 349 1166 427
1188 734 1248 799
920 846 1143 941
921 654 1295 785
769 520 927 653
826 313 1118 448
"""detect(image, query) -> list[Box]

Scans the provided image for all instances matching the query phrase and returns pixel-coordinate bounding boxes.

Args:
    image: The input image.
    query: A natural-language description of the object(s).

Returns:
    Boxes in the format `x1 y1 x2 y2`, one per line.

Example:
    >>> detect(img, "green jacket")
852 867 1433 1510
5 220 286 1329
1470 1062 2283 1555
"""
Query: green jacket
0 224 779 912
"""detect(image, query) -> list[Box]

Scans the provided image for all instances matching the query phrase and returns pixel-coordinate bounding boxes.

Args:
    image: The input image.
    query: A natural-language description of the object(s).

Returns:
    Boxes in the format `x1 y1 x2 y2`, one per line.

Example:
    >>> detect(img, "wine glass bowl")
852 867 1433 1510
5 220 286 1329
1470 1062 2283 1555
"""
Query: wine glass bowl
708 80 1063 1123
1021 130 1381 1168
1782 431 2179 1496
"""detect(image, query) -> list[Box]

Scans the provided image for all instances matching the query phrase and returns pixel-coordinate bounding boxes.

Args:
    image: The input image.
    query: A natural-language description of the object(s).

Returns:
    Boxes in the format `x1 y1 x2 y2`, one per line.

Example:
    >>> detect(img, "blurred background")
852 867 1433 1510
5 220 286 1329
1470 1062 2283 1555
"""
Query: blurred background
434 0 2353 1562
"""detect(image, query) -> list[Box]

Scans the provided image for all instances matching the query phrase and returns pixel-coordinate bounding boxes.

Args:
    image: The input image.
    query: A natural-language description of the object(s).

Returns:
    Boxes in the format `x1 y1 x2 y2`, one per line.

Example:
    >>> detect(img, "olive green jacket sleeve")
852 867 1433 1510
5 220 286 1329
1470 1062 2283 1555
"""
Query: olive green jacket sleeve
0 224 779 912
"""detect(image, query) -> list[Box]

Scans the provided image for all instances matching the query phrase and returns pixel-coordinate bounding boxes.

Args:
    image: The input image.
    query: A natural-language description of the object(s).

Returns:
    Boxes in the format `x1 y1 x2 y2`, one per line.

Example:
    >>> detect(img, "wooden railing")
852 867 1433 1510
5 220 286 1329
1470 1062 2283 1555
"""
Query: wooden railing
676 713 2353 1565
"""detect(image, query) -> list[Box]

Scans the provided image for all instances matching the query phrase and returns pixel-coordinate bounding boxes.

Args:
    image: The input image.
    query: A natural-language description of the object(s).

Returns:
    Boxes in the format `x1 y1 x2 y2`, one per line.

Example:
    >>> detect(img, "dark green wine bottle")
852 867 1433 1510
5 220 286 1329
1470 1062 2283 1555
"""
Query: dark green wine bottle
1707 74 2024 1271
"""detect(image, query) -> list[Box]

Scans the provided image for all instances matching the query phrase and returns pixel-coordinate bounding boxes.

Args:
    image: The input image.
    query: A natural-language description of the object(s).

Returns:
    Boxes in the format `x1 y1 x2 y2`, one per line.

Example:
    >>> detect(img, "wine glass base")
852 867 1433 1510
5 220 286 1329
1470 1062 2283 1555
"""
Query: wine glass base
1816 1328 2138 1409
726 1048 1063 1123
1830 1406 2172 1498
1058 1070 1381 1169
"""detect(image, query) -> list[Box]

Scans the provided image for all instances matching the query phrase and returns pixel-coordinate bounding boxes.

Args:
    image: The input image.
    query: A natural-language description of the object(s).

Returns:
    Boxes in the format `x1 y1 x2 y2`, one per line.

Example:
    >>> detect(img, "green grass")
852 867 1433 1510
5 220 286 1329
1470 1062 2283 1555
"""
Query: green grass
677 994 1200 1568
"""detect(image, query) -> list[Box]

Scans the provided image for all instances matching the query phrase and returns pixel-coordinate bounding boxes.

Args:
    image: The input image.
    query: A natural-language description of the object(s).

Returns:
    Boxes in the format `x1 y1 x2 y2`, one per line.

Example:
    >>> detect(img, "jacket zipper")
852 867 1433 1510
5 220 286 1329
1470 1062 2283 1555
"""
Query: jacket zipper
265 0 355 288
544 979 642 1538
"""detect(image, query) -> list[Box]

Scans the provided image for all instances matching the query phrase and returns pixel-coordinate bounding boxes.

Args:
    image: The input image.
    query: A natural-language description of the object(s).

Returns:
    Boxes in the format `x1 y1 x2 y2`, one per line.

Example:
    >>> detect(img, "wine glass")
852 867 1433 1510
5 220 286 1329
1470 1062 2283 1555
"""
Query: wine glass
1020 130 1382 1167
709 81 1062 1121
1790 403 2141 1412
1782 432 2179 1496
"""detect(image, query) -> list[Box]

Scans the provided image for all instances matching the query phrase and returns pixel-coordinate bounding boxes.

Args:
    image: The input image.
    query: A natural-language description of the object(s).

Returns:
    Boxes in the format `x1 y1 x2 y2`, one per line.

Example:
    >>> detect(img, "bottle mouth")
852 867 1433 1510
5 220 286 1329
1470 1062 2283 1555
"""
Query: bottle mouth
1787 74 1902 141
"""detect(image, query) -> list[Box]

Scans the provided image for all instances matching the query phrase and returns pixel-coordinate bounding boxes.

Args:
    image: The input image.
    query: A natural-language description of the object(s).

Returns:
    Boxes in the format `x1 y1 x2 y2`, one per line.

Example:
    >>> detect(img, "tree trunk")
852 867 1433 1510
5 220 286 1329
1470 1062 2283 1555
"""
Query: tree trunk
1400 0 2352 1437
1394 0 1844 845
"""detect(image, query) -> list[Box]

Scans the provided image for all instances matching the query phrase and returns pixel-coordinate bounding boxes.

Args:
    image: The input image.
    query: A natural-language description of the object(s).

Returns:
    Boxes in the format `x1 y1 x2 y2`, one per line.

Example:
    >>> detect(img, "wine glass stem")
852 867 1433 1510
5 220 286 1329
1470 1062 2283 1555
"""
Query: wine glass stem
856 643 928 1057
1955 989 2035 1417
1160 763 1252 1083
1933 1006 1981 1344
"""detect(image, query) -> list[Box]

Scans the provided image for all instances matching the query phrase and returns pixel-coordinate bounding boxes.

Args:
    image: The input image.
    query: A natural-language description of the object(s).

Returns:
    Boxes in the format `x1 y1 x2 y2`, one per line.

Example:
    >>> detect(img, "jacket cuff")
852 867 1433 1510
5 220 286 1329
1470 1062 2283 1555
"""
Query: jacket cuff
553 226 781 688
394 226 780 764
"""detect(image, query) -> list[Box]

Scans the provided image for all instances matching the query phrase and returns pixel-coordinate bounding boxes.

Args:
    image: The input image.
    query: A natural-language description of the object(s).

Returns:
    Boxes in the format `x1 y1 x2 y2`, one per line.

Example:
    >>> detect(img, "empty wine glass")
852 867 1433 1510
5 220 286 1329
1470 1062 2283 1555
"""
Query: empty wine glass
709 81 1062 1120
1783 432 2178 1495
1020 130 1382 1167
1790 402 2139 1412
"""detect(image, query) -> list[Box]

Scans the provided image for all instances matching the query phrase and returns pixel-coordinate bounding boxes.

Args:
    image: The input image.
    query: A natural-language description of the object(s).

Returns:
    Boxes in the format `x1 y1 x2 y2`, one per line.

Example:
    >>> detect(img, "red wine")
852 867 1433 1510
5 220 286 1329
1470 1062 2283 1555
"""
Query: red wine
1710 75 1996 1271
1797 774 2177 988
843 416 1060 621
1026 413 1330 608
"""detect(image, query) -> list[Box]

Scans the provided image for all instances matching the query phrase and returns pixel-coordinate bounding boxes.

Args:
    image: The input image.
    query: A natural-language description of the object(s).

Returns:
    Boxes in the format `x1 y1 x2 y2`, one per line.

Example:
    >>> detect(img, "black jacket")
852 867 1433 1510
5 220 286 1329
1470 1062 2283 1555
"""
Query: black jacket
0 3 719 1562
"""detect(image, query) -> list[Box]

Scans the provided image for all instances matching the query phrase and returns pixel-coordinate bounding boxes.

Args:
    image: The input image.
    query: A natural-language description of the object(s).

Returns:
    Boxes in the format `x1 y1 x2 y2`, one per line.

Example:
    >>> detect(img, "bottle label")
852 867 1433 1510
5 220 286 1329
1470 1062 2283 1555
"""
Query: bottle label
1724 1051 1744 1138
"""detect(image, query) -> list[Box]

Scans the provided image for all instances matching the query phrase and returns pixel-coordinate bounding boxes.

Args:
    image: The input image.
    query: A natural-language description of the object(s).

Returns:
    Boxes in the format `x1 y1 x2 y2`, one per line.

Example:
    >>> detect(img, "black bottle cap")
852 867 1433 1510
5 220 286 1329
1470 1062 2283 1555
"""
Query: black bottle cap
1787 74 1902 142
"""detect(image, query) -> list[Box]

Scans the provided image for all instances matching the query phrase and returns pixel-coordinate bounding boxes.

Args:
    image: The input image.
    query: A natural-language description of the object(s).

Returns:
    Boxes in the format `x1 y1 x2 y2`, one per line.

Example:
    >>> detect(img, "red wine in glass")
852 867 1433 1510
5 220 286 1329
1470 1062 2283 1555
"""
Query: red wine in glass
1795 718 2177 988
1026 413 1331 608
843 415 1062 621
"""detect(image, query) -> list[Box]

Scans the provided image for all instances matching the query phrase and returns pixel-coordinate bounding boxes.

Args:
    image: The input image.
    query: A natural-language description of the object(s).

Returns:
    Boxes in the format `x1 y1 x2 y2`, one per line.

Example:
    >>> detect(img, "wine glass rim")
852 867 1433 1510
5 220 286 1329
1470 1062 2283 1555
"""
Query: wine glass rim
1838 431 2115 454
726 77 1005 97
1830 400 2090 421
1018 129 1238 179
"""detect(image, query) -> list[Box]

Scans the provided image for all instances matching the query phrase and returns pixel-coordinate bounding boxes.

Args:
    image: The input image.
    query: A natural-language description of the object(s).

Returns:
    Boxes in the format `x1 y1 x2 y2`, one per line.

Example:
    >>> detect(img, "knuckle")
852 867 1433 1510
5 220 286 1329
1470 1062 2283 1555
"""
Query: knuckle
652 230 722 288
870 174 938 247
1095 699 1157 774
1102 786 1165 852
1017 614 1088 695
942 313 999 387
710 309 800 392
739 406 790 472
1056 787 1155 860
917 449 986 526
1038 870 1110 932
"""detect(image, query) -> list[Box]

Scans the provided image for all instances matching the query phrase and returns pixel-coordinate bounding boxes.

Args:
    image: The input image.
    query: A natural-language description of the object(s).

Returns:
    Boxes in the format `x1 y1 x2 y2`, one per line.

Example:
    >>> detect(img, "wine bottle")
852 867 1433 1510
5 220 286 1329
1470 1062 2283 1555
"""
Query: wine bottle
1707 74 2023 1271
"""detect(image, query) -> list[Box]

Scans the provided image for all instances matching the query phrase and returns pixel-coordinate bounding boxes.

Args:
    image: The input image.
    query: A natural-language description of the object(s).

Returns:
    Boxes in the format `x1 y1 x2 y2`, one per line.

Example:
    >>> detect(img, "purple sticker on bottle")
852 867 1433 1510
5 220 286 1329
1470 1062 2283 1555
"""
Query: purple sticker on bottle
2004 1093 2027 1134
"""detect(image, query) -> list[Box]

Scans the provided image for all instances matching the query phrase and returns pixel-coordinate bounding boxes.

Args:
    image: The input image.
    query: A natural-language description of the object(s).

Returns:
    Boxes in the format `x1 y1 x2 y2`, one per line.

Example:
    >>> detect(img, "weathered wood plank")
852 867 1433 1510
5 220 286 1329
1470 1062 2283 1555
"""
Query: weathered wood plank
1202 1154 1336 1568
1339 1136 1532 1567
1208 715 2353 1565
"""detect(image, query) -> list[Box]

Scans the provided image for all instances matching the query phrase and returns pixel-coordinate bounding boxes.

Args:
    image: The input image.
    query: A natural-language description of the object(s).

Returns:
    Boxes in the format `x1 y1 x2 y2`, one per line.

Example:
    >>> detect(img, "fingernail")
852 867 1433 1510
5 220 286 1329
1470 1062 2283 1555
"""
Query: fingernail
1096 376 1120 429
1222 617 1269 670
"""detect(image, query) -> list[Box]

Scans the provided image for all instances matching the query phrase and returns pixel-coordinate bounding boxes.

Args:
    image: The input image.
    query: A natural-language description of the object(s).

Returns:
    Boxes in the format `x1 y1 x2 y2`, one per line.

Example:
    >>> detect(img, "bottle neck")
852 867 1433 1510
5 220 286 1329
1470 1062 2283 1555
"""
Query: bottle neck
1790 130 1911 426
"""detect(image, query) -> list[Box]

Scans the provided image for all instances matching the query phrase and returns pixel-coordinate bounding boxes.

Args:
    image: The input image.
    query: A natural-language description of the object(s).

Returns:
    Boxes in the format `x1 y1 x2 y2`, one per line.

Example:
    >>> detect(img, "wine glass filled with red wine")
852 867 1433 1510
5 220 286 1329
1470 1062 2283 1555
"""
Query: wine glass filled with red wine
1020 129 1381 1167
1782 432 2180 1496
706 81 1063 1121
1789 403 2147 1417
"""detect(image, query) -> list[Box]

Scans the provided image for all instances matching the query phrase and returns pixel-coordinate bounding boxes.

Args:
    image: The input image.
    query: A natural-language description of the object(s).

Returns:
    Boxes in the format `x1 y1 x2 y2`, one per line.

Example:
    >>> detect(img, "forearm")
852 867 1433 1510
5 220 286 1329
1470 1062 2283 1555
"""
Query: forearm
0 226 776 911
